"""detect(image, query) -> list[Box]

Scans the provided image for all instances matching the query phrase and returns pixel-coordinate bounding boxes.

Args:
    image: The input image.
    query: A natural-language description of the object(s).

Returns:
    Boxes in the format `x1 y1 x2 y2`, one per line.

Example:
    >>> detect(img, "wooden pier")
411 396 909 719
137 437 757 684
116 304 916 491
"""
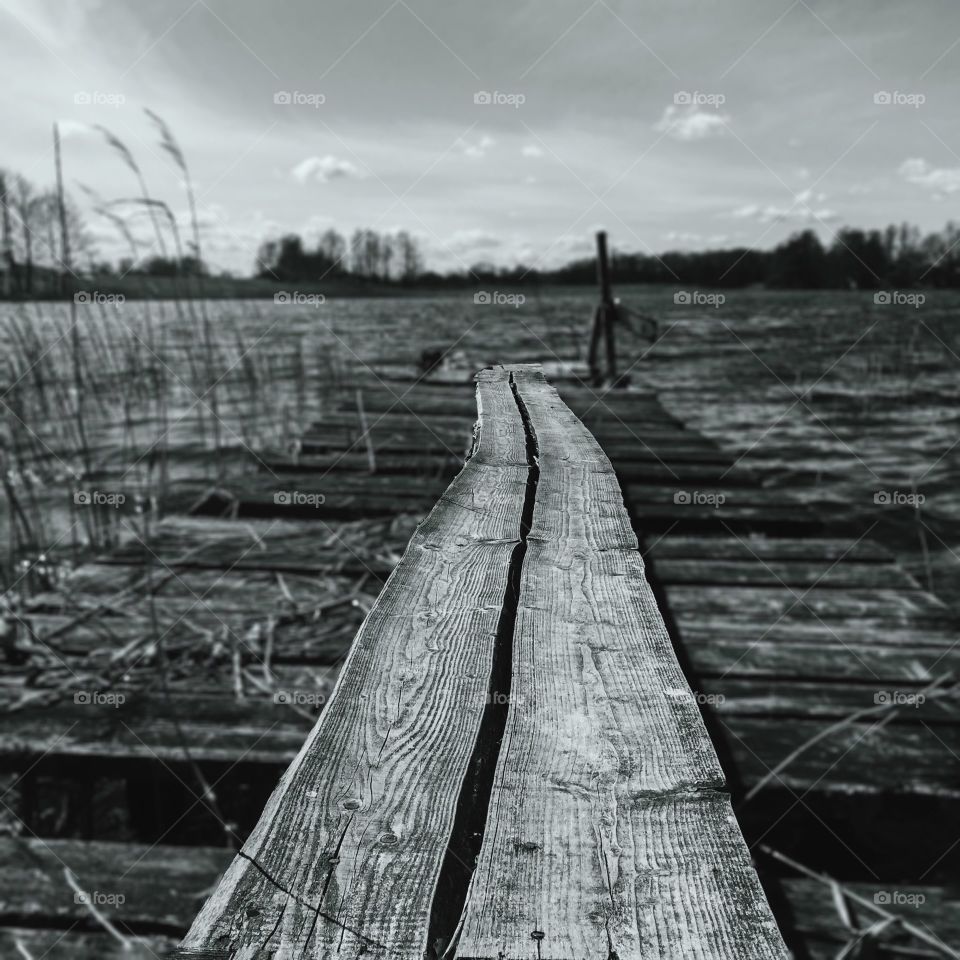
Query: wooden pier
1 354 958 956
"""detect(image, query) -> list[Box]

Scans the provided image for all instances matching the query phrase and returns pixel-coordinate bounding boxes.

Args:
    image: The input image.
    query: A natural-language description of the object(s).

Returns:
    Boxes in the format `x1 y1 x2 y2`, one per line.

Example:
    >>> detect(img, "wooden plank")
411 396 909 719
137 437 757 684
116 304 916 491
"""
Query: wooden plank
457 365 787 960
666 585 952 624
92 514 418 577
178 367 528 958
688 638 960 683
314 408 697 443
674 619 960 648
645 535 893 562
15 608 359 664
595 443 737 464
263 450 462 475
722 716 960 796
703 678 959 723
338 383 672 422
0 838 232 931
0 692 311 765
779 878 960 958
0 929 178 959
653 558 919 589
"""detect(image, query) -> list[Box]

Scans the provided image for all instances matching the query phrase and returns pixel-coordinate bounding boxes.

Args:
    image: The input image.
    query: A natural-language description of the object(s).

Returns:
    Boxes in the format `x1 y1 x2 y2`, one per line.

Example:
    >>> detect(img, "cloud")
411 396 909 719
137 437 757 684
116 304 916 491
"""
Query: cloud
521 144 544 158
654 105 728 141
899 157 960 194
455 134 495 158
665 231 731 247
56 120 93 139
1 0 103 47
731 191 837 224
444 229 502 254
291 155 362 183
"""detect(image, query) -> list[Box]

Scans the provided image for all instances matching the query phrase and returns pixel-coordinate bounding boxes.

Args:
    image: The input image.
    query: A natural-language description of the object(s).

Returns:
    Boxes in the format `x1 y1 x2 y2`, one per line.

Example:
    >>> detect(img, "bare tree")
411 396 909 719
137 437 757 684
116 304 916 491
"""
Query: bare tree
396 230 423 282
15 176 37 294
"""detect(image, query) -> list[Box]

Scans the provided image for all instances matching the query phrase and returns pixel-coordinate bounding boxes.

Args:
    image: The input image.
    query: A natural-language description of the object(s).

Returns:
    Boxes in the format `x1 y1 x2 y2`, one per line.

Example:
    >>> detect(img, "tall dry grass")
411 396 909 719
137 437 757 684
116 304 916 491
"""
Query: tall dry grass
0 119 343 589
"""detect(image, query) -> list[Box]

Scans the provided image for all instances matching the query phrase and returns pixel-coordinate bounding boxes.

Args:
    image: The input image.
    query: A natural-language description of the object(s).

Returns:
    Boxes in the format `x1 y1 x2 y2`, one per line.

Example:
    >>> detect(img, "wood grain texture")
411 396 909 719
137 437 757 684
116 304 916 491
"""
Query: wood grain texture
457 366 787 960
179 367 527 959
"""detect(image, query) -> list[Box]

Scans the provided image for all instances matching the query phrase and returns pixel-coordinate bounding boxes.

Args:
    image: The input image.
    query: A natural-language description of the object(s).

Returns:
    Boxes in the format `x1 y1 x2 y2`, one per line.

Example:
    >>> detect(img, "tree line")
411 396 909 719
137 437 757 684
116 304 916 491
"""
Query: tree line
255 229 424 283
543 224 960 289
5 158 960 295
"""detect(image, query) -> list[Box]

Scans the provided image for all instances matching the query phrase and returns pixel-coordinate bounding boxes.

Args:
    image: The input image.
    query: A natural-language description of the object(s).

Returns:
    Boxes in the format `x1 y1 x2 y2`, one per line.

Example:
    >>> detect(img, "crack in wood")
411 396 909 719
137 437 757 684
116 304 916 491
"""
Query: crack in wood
425 371 540 956
233 850 396 955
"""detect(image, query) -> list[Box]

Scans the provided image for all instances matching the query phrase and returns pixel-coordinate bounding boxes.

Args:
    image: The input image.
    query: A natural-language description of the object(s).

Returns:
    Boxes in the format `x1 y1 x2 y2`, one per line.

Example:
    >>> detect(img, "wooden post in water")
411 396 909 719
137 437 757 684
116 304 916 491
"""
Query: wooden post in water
589 230 618 386
596 229 613 305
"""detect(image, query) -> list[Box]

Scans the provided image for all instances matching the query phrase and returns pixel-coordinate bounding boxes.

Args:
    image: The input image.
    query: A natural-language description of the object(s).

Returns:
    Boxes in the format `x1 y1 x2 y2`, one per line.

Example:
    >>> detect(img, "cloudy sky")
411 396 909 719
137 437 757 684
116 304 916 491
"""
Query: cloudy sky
3 0 960 274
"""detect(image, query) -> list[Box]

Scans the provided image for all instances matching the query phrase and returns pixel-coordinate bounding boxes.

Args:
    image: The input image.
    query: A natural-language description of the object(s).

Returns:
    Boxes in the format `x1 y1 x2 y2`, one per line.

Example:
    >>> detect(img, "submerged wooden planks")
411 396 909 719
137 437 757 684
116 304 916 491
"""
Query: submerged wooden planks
174 364 787 959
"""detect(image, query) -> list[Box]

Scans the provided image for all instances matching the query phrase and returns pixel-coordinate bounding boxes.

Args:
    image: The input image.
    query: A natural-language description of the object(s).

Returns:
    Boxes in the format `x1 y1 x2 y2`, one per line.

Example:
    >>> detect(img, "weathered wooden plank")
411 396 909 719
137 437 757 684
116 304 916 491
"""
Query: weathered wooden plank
702 678 959 723
457 366 787 960
592 443 738 464
0 693 312 765
779 878 960 957
688 638 960 682
645 535 893 562
673 619 960 648
339 383 671 422
264 450 463 475
666 585 952 624
722 716 960 796
0 929 178 959
653 558 918 589
13 608 358 664
156 473 447 519
177 367 528 958
0 838 232 931
313 409 696 443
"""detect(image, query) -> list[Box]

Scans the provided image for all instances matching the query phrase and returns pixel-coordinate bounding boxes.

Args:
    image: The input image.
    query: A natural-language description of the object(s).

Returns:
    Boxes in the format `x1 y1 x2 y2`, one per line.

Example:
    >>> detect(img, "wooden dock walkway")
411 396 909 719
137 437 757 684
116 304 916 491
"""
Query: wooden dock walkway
1 364 958 958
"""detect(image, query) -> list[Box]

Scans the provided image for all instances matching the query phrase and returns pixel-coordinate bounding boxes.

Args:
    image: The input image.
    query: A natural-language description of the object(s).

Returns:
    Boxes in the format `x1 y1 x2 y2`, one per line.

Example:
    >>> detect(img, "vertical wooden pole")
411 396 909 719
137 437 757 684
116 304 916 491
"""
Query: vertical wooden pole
595 230 612 306
595 231 617 384
586 305 603 385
